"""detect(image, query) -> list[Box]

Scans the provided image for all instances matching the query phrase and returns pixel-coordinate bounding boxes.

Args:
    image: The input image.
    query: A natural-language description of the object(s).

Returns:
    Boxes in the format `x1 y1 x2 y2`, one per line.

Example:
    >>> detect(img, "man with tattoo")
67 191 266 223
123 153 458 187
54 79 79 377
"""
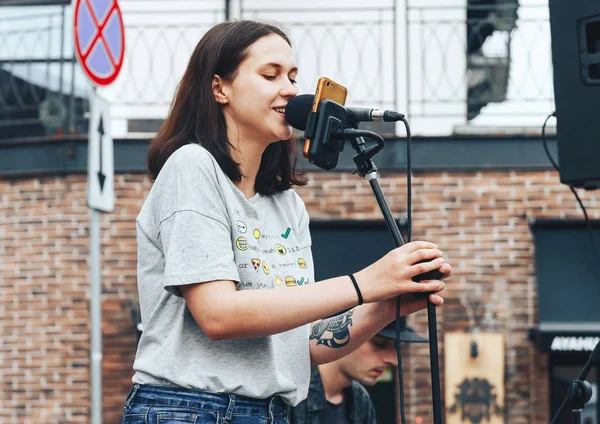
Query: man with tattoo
292 317 427 423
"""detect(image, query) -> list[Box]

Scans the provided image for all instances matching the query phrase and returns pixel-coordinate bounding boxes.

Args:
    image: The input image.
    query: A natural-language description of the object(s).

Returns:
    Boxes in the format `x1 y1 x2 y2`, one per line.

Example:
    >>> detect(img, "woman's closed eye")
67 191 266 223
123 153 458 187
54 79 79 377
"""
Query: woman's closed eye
263 75 297 84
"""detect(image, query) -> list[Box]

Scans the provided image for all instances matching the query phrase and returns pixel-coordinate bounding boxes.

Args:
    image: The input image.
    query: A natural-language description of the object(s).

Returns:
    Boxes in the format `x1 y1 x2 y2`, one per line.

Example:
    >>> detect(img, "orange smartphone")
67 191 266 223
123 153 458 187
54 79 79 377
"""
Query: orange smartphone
303 77 348 158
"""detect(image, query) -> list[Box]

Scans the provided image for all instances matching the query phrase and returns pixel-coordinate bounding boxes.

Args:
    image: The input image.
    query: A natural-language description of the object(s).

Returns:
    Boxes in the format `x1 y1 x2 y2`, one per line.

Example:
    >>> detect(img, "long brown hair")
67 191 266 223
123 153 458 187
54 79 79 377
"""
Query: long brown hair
147 20 306 195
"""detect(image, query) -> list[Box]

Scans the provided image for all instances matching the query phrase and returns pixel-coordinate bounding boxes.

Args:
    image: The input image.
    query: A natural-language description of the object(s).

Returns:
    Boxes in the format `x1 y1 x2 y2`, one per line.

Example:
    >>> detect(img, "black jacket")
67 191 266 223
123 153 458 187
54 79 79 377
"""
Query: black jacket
291 366 378 424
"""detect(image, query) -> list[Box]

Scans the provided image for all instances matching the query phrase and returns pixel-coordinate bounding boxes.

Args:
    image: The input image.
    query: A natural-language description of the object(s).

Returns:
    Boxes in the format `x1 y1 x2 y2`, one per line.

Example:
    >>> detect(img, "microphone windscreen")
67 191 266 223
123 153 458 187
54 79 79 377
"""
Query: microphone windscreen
285 94 314 131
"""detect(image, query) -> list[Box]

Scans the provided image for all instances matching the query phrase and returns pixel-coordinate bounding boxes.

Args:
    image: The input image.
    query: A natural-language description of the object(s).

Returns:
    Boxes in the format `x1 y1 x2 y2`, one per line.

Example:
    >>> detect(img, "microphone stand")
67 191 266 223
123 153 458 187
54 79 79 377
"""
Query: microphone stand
334 119 444 424
550 340 599 424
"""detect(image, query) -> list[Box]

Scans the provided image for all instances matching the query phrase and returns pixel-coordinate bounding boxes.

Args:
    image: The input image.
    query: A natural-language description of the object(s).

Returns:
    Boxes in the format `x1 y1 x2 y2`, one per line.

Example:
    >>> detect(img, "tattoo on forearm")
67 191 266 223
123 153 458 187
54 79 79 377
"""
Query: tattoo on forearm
309 309 354 348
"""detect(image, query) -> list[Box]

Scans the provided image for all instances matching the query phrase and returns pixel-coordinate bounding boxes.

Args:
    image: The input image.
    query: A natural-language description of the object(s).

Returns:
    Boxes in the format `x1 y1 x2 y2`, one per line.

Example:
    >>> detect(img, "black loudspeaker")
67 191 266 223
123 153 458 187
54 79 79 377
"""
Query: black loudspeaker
549 0 600 189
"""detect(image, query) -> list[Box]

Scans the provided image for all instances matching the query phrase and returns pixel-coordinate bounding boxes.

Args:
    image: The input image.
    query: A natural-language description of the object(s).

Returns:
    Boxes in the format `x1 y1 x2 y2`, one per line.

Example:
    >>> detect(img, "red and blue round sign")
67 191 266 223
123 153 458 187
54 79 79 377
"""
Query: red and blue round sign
73 0 125 86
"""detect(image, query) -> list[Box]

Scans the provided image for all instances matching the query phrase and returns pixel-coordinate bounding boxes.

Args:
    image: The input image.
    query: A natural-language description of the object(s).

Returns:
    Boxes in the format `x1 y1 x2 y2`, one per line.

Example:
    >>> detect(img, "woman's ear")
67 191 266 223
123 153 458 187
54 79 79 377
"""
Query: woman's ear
212 75 229 104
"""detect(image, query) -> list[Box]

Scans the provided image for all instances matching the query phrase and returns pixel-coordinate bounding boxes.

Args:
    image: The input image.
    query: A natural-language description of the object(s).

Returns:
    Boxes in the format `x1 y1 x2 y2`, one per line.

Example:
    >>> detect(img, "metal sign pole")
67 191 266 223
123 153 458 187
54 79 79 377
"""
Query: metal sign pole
86 89 114 424
90 206 102 424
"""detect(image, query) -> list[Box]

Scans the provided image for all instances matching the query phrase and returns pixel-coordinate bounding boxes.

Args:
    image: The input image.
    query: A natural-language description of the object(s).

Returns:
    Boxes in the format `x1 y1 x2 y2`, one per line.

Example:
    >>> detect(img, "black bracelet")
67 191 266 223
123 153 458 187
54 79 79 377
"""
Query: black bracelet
348 274 364 305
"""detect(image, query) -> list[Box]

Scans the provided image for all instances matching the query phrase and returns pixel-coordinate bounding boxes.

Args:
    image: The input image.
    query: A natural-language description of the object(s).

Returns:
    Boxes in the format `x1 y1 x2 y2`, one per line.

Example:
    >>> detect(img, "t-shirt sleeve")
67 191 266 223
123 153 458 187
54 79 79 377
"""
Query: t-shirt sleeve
159 210 240 296
155 147 240 296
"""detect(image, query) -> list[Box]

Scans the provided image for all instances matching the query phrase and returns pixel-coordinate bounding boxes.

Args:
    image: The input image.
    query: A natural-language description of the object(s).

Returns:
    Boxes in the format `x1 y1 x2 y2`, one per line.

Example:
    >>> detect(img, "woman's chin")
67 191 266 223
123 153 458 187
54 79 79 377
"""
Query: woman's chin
271 129 294 143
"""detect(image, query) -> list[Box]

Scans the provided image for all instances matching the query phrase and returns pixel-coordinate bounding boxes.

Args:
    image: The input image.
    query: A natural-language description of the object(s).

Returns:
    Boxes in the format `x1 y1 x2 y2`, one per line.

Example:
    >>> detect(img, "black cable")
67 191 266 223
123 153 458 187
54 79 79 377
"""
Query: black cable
544 112 599 424
542 112 558 172
395 298 406 424
541 112 600 276
342 125 409 424
394 117 412 424
341 123 408 424
343 119 415 424
403 117 412 244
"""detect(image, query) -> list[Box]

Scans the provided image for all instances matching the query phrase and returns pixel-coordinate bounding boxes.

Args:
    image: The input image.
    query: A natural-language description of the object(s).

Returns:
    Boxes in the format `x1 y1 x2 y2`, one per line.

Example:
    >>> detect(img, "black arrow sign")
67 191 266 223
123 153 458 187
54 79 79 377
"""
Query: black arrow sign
97 116 106 192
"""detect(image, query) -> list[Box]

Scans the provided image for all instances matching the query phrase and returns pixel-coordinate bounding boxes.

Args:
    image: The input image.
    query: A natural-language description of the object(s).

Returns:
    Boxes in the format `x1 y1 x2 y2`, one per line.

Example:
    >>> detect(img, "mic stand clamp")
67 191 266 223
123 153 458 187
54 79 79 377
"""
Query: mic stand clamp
336 115 383 177
569 380 593 424
351 138 383 178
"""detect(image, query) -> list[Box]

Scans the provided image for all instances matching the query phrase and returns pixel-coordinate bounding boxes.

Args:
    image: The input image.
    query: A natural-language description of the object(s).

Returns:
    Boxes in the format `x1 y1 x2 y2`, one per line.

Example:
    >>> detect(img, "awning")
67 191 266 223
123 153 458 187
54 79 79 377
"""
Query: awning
529 323 600 353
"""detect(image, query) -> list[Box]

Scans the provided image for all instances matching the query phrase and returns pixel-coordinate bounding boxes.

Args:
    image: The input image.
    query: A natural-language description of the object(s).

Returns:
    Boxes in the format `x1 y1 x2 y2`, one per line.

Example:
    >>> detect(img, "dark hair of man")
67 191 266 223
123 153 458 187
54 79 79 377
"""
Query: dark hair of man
147 20 307 195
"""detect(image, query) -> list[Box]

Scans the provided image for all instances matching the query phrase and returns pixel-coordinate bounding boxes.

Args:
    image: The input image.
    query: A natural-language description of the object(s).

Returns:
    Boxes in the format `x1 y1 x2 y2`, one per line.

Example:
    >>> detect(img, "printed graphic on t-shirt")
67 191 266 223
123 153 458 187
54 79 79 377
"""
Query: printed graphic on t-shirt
297 277 309 286
233 222 310 291
236 236 248 251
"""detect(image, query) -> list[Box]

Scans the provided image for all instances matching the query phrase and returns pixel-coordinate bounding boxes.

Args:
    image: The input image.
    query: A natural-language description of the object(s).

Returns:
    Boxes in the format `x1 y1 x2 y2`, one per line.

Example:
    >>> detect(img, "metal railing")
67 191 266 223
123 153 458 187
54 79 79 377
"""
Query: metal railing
101 1 397 135
239 2 397 111
0 3 88 139
105 4 224 108
0 0 556 139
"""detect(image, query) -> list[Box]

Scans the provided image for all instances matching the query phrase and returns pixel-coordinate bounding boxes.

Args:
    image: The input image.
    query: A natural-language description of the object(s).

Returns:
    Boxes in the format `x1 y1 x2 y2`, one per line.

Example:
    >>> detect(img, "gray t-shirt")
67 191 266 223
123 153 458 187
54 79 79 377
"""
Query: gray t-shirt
132 143 314 406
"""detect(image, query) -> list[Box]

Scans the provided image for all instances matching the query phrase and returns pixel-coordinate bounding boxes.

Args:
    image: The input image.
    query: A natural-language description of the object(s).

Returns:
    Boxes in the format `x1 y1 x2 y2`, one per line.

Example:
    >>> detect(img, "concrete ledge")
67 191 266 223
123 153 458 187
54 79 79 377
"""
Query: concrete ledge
0 134 559 178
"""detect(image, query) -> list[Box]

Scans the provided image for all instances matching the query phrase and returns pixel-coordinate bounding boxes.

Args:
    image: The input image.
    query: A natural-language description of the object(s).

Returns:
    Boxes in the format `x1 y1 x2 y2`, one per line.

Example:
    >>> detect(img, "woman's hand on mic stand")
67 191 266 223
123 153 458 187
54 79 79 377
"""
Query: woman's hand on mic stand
392 270 449 317
352 241 451 318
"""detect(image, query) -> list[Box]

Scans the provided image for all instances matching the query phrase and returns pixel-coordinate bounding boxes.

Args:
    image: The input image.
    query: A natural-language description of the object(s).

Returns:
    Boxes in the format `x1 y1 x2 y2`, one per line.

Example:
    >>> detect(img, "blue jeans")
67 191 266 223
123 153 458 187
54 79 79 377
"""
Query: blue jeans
122 384 291 424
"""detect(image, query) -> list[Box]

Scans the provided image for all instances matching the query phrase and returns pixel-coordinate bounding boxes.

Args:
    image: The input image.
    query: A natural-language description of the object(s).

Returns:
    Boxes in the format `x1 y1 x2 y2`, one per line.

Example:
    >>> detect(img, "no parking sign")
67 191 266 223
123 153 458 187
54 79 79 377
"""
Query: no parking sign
73 0 125 86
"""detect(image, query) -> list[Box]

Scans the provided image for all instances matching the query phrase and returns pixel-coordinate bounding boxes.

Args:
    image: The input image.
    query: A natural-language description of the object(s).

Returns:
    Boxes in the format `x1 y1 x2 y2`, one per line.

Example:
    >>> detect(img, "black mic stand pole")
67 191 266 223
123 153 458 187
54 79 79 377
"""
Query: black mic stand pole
550 340 599 424
346 132 443 424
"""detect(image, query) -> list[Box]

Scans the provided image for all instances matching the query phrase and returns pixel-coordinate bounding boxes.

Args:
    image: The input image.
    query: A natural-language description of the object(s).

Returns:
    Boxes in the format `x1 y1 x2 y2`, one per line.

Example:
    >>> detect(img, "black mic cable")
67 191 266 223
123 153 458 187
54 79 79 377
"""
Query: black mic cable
541 112 600 280
397 116 412 424
336 118 415 424
337 119 414 424
289 95 441 424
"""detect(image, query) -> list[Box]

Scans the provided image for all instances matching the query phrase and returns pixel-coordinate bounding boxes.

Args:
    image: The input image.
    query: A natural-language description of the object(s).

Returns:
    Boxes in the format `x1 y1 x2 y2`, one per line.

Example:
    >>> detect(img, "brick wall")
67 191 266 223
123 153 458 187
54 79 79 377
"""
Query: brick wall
1 169 599 423
0 175 150 424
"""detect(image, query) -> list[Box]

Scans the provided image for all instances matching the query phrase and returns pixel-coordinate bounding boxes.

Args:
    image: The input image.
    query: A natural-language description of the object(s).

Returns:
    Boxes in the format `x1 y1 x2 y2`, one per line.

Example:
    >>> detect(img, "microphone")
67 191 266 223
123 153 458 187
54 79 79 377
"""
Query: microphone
285 94 404 131
285 94 314 131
